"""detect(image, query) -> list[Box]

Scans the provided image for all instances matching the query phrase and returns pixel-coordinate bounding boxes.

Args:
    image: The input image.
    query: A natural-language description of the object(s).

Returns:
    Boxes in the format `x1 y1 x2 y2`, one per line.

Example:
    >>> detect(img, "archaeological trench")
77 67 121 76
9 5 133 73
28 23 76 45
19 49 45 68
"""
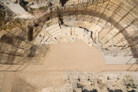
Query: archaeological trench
0 0 138 92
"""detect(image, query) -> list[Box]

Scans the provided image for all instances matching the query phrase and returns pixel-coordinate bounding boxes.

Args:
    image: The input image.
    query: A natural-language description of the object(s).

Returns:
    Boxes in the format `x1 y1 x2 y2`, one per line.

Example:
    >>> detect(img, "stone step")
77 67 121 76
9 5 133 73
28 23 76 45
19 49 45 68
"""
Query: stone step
105 55 136 64
40 36 49 42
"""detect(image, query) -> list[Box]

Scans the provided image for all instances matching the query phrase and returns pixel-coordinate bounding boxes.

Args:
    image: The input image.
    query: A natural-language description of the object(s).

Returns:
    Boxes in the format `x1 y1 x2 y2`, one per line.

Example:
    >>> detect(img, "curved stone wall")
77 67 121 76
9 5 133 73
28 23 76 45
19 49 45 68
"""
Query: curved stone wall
0 0 137 69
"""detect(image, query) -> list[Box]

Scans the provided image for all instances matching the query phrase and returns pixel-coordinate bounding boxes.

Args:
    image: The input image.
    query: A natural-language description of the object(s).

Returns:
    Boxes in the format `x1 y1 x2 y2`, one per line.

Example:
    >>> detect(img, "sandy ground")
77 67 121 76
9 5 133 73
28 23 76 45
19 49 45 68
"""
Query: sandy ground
0 40 137 92
0 40 137 72
42 40 105 72
22 40 137 72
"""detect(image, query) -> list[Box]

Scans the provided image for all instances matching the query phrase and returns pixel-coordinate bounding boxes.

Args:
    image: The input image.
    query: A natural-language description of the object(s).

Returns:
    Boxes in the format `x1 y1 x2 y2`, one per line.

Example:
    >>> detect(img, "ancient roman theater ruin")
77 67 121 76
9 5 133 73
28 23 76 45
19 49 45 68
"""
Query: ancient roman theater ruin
0 0 138 92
